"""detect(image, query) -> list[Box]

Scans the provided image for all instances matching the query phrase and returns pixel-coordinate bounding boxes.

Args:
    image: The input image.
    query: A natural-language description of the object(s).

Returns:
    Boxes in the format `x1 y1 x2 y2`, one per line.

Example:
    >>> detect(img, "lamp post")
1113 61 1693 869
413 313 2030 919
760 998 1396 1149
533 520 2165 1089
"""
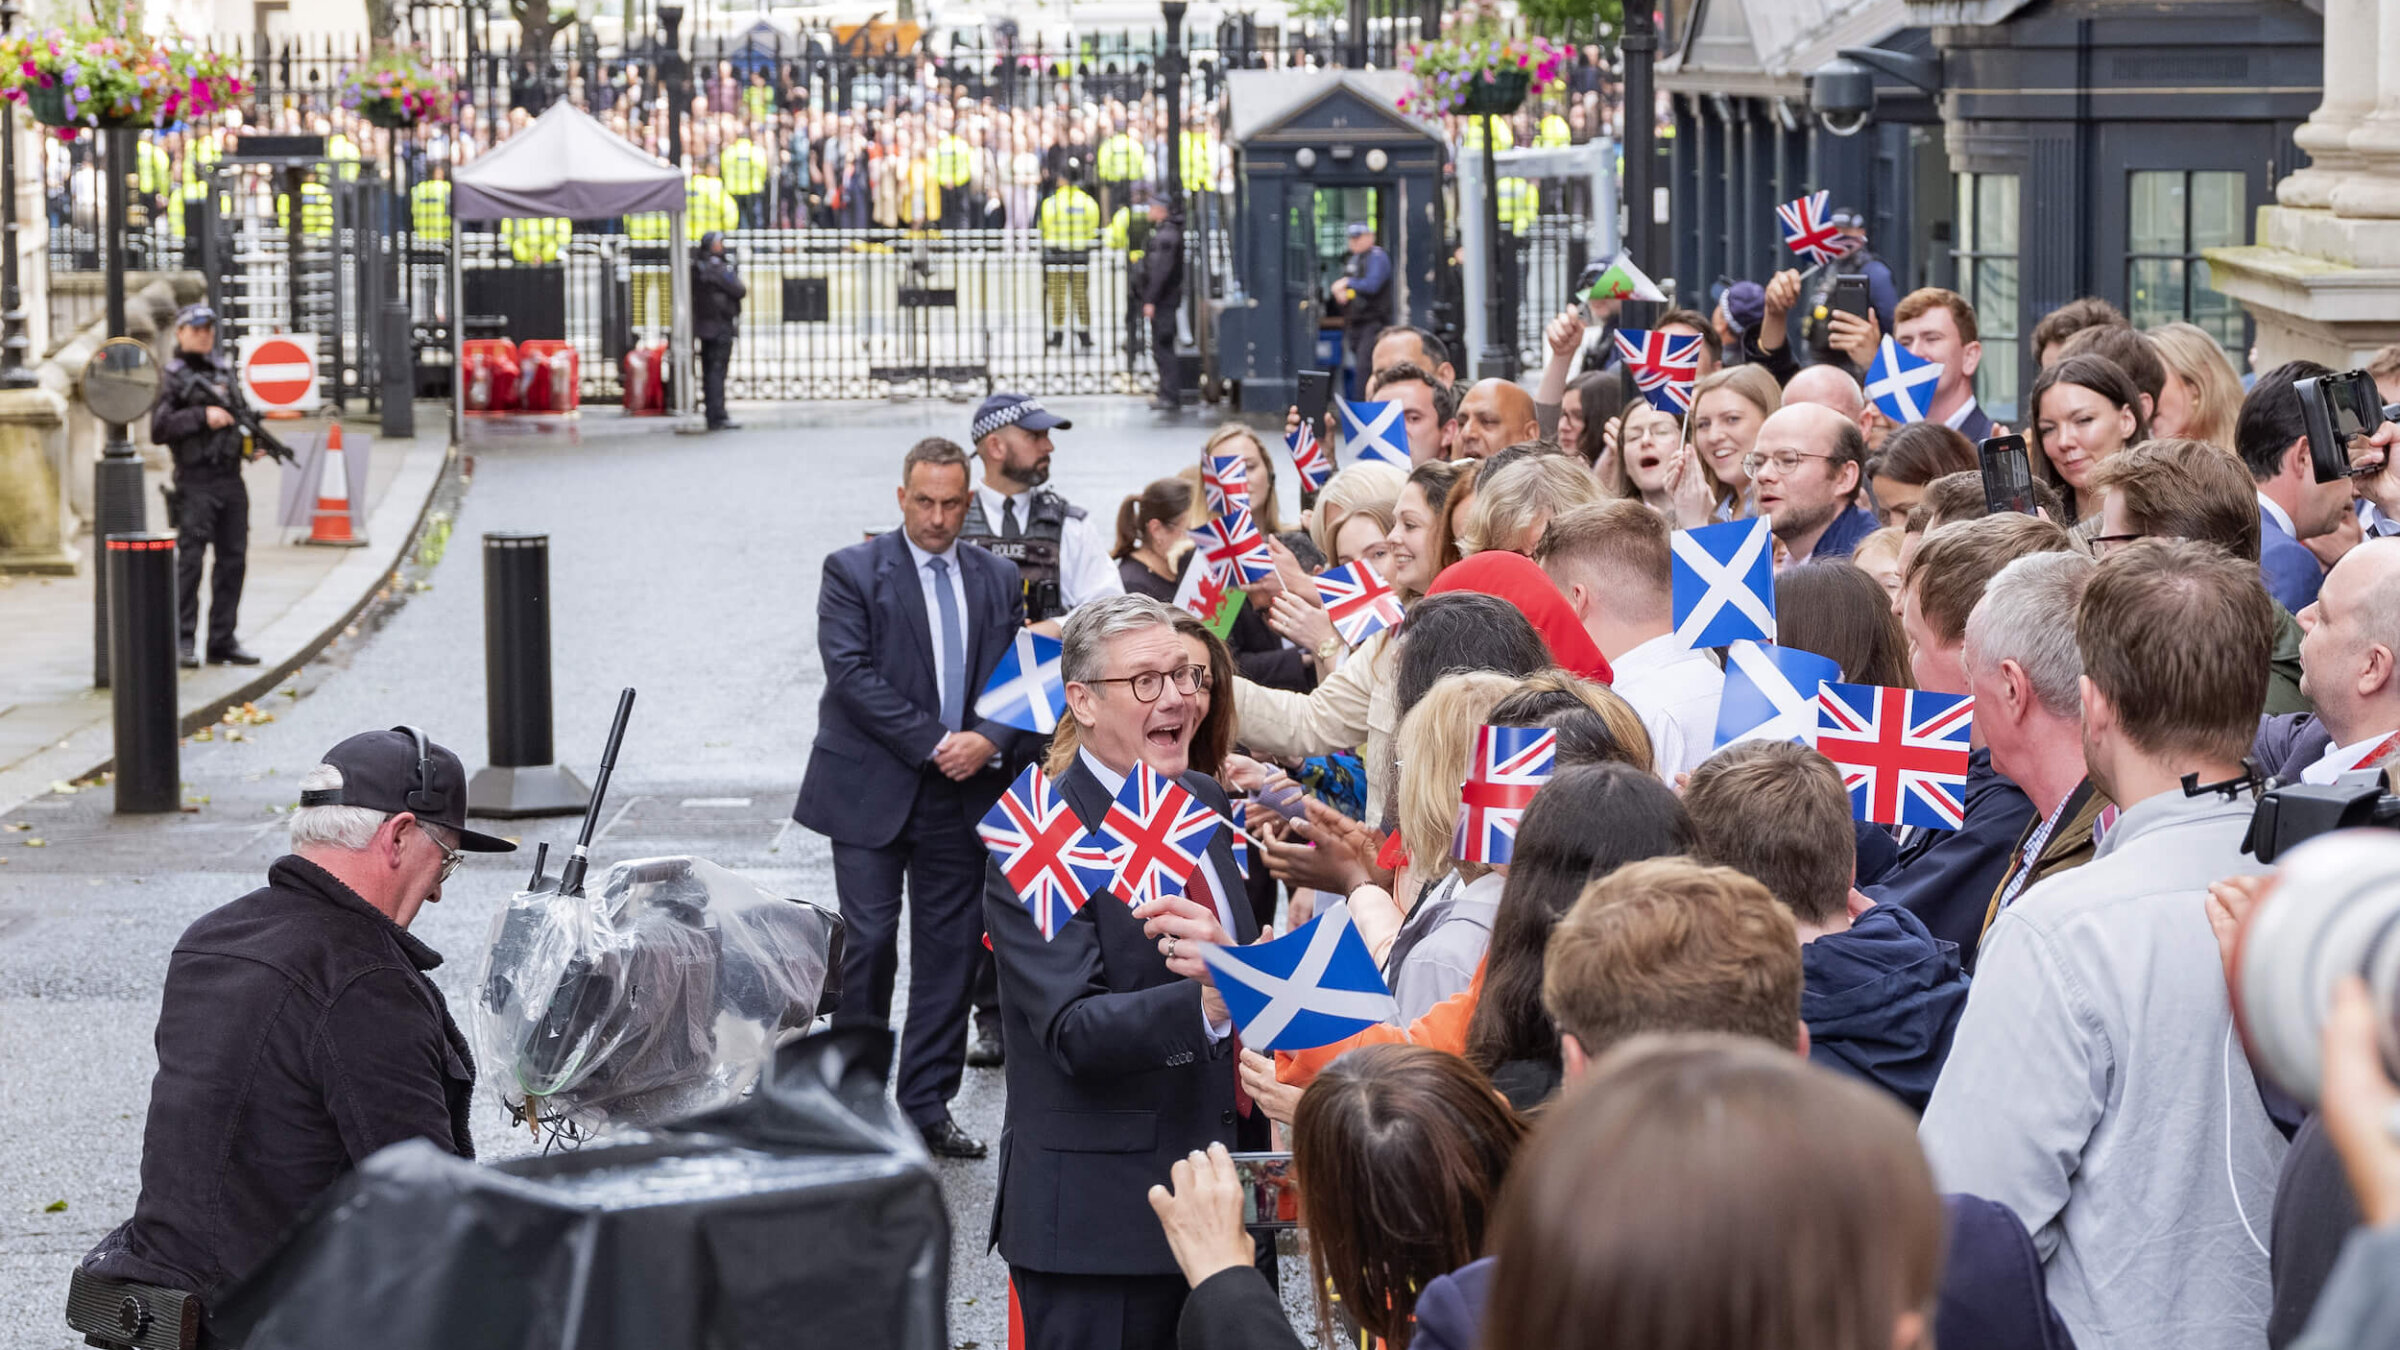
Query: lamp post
658 2 687 168
0 0 33 388
1162 0 1185 213
92 126 147 687
1620 2 1658 284
1475 113 1512 380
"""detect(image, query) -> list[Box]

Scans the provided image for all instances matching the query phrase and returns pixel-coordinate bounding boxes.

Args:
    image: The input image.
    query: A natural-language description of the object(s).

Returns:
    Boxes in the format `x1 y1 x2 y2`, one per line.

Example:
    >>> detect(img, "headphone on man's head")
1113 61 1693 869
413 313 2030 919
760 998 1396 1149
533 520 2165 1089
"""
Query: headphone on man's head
292 725 447 814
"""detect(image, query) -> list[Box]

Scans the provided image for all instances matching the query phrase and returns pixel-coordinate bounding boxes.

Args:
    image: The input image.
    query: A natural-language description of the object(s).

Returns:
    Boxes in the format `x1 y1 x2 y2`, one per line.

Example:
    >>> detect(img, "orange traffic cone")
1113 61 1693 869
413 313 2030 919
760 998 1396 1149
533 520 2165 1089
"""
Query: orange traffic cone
306 424 360 546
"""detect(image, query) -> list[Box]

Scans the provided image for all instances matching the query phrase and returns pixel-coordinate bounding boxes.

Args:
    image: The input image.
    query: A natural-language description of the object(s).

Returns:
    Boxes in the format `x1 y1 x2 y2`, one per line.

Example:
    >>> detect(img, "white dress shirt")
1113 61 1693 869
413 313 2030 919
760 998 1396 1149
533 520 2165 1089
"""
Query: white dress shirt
2301 731 2400 785
2259 490 2298 541
1607 633 1727 780
1079 747 1242 1040
977 483 1126 610
1942 395 1984 433
903 533 972 754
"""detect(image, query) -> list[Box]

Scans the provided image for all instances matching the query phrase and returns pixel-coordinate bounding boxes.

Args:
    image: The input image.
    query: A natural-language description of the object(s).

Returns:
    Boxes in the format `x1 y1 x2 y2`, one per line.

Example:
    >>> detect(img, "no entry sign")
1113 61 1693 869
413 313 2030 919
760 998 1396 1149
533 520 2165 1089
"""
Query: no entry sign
238 333 320 412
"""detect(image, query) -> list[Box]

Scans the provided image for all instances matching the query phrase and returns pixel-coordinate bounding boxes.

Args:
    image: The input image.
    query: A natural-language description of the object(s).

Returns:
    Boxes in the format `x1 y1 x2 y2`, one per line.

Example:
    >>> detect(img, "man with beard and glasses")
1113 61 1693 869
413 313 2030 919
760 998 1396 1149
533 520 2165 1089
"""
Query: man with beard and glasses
1747 401 1879 560
962 391 1126 631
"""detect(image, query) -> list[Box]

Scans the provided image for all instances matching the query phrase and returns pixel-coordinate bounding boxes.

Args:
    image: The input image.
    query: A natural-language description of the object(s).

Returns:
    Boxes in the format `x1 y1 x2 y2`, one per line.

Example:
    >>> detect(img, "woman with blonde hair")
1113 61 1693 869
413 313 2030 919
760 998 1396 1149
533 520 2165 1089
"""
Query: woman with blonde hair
1383 668 1525 1021
1193 423 1285 535
1461 453 1607 555
1304 460 1408 567
1686 364 1780 514
2145 321 2244 450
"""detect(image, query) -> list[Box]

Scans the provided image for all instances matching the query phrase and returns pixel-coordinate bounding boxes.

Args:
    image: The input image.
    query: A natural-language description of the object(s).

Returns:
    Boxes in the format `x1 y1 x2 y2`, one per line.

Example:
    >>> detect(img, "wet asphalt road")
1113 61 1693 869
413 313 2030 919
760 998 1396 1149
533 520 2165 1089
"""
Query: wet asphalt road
0 398 1310 1349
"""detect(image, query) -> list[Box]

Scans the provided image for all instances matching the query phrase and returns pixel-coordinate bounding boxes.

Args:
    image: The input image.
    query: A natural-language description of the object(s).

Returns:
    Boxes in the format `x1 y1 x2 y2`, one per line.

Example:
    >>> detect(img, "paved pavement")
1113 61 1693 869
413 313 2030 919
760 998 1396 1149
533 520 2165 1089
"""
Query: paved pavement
0 397 1314 1349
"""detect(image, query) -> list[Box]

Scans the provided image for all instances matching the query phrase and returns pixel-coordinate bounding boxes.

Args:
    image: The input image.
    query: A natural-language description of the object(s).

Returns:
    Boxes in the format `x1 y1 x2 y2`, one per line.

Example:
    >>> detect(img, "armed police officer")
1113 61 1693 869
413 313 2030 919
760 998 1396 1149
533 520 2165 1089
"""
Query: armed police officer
957 392 1123 1066
74 728 515 1336
150 304 260 668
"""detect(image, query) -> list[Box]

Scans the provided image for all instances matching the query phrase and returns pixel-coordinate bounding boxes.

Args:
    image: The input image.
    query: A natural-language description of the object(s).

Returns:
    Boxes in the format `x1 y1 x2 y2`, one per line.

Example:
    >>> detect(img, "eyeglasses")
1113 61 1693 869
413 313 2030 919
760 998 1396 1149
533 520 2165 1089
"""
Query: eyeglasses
2089 531 2148 557
1086 664 1213 703
1741 449 1839 479
416 820 464 883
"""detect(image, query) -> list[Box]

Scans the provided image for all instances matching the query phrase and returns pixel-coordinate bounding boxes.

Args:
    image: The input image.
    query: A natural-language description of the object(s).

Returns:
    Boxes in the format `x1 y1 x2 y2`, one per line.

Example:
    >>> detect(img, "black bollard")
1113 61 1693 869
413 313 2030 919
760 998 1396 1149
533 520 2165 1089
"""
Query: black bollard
468 531 592 817
107 533 180 813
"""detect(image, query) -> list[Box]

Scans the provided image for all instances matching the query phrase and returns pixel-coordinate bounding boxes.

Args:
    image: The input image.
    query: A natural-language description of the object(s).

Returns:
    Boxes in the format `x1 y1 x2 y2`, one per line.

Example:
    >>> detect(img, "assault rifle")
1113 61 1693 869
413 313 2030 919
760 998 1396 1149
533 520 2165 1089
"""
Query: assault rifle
166 365 296 466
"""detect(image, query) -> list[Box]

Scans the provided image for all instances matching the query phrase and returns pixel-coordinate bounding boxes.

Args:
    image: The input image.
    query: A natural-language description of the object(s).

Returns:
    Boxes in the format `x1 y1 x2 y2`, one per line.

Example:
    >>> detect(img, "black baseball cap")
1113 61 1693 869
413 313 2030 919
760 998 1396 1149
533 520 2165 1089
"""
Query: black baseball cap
299 727 517 852
971 391 1072 441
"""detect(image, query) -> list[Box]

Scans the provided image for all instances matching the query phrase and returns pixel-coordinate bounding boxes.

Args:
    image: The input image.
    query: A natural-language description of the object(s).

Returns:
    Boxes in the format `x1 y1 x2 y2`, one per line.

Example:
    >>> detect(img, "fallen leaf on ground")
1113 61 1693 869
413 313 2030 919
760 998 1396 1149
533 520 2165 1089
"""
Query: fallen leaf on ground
43 1200 65 1213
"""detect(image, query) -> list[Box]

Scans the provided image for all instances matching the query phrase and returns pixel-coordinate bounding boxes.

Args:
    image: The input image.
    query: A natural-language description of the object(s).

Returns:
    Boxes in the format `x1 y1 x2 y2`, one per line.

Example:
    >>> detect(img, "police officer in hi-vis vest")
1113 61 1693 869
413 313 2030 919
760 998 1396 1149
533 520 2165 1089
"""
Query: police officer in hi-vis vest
954 391 1125 1065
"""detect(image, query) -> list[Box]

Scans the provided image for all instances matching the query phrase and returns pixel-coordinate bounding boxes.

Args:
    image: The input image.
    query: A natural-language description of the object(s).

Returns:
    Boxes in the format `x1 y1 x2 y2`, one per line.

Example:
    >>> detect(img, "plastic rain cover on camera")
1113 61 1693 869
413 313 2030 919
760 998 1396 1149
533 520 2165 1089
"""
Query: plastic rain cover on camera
471 856 839 1130
209 1027 949 1350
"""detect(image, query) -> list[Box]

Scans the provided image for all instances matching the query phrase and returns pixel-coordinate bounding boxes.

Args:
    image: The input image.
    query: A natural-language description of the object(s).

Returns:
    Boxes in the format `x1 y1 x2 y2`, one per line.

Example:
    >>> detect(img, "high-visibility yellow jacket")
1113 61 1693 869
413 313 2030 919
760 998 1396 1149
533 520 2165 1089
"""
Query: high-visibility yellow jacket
1458 116 1515 153
410 179 452 240
136 139 171 195
1038 185 1100 251
625 207 672 241
178 131 221 201
686 174 738 234
328 132 361 182
742 81 775 122
1535 114 1571 147
275 181 334 237
933 134 974 188
501 215 572 263
1104 204 1147 260
722 138 769 194
1097 132 1148 183
1498 176 1534 235
1178 129 1216 194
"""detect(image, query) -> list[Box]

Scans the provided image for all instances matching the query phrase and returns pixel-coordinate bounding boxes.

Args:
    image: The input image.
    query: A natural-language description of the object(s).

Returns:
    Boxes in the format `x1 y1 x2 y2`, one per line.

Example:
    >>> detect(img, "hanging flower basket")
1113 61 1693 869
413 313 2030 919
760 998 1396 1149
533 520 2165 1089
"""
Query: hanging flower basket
1394 0 1567 120
338 48 455 128
1456 69 1531 118
0 26 240 138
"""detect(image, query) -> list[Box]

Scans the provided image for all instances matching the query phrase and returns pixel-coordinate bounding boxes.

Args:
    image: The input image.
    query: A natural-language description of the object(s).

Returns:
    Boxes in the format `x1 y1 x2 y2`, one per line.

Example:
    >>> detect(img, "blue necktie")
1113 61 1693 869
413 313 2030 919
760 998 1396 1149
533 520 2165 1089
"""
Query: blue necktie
930 556 966 732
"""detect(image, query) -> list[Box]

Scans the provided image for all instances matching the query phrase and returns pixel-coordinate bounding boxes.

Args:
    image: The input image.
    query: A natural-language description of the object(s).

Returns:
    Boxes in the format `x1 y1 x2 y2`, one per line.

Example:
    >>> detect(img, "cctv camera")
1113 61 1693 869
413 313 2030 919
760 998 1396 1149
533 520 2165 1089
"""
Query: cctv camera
1810 56 1874 137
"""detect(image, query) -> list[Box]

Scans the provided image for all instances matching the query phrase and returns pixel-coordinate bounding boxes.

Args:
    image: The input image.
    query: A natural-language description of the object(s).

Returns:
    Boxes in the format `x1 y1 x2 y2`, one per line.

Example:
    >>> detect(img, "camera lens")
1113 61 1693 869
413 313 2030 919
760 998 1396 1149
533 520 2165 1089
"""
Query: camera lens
2235 831 2400 1105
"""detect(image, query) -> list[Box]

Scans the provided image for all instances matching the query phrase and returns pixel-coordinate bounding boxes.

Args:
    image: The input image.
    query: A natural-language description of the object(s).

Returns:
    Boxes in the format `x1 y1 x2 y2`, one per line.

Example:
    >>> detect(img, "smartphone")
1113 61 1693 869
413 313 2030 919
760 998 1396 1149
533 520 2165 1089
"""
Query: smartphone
1978 434 2037 517
2296 369 2392 484
1295 369 1333 428
1255 775 1309 823
1231 1151 1300 1230
1829 273 1871 324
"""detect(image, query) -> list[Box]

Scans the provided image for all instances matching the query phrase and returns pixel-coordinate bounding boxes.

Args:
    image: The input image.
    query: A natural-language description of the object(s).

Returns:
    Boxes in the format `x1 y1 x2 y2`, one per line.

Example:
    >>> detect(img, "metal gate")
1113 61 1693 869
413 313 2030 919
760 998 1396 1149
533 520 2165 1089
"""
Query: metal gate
191 156 391 410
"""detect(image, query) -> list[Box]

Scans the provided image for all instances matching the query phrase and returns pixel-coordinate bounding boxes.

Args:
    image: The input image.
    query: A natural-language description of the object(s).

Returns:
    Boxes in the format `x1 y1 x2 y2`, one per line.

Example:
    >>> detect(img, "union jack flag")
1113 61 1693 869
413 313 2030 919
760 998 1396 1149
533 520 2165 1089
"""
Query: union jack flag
1452 726 1559 865
1778 190 1846 268
1312 559 1405 647
1192 505 1277 586
1287 421 1334 493
1097 762 1224 909
1203 452 1252 518
1815 683 1976 830
1613 328 1702 414
977 765 1095 940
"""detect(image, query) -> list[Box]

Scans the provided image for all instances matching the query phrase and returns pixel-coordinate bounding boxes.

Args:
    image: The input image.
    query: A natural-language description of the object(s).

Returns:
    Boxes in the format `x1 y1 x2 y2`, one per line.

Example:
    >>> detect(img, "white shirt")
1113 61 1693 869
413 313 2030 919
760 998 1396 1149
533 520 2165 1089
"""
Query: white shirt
2301 731 2400 785
1942 395 1984 432
2361 498 2400 538
901 532 973 730
1078 747 1242 1040
1607 633 1727 780
2259 490 2297 541
976 483 1126 610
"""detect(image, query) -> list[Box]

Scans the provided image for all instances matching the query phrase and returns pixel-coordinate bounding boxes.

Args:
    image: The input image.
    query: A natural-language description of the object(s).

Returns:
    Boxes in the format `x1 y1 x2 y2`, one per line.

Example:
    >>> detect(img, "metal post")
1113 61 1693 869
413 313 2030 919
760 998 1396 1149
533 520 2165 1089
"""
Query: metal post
469 532 591 816
1163 1 1186 211
107 533 180 814
660 3 687 168
1621 2 1658 279
93 128 147 689
1475 117 1515 380
1345 0 1367 69
0 0 33 388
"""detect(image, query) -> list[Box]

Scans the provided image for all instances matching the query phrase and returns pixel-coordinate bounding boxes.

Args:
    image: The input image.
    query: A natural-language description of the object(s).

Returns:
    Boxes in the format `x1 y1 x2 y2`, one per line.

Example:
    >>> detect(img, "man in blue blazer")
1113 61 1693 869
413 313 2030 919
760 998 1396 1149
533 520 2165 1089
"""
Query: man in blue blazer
984 593 1265 1348
794 436 1031 1158
2239 362 2354 614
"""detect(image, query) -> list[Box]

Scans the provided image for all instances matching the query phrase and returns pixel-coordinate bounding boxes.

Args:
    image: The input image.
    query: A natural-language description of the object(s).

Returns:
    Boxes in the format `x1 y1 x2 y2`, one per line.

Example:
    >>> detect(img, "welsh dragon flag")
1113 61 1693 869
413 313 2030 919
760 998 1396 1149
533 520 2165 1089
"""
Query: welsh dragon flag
1172 558 1247 640
1584 252 1667 304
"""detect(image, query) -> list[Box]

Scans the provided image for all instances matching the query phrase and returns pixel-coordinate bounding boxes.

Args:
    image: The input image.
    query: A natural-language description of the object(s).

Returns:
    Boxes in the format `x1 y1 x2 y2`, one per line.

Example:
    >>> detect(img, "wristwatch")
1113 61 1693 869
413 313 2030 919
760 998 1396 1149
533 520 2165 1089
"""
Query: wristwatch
1314 636 1345 667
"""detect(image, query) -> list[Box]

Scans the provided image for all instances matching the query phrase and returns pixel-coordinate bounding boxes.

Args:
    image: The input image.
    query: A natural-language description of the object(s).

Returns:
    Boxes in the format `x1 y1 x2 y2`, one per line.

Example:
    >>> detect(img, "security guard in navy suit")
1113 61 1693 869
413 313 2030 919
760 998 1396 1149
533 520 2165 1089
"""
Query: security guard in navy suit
792 436 1031 1158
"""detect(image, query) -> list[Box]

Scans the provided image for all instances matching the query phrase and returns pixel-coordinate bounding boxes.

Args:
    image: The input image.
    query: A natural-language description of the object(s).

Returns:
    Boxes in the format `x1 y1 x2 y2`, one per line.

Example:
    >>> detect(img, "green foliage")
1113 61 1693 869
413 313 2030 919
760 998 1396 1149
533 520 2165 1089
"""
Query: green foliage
1519 0 1622 40
1285 0 1345 18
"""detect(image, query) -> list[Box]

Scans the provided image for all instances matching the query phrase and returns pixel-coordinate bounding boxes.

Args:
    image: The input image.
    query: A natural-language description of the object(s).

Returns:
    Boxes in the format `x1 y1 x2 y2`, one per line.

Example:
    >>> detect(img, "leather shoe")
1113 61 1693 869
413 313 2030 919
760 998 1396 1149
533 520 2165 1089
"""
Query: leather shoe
207 644 262 666
708 420 742 431
177 643 199 670
920 1116 988 1159
966 1027 1005 1068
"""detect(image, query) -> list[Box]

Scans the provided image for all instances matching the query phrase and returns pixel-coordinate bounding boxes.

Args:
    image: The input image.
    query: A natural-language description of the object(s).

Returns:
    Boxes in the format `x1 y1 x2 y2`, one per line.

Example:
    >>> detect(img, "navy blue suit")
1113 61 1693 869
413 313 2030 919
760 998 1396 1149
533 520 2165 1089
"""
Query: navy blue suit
984 754 1263 1349
1863 748 2034 972
2261 505 2326 615
793 528 1028 1127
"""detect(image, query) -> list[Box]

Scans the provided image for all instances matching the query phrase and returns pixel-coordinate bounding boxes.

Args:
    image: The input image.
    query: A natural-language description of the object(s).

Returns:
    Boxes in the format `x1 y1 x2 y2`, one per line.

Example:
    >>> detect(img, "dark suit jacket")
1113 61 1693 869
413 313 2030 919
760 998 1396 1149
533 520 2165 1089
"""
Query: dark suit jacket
983 755 1261 1276
1178 1267 1304 1350
2261 506 2326 615
1865 749 2035 972
793 529 1028 847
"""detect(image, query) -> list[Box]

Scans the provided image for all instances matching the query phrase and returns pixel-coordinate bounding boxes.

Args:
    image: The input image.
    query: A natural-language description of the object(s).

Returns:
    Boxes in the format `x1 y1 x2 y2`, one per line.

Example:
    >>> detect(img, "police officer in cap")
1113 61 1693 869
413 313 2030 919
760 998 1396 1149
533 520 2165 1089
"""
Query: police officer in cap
78 727 514 1324
150 303 260 669
963 392 1125 629
957 392 1123 1066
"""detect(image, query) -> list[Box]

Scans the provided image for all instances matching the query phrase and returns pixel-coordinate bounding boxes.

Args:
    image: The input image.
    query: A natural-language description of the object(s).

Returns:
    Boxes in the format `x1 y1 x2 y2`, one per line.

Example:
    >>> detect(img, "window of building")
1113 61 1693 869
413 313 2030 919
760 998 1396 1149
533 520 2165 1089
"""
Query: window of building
2127 169 2247 360
1954 172 2020 423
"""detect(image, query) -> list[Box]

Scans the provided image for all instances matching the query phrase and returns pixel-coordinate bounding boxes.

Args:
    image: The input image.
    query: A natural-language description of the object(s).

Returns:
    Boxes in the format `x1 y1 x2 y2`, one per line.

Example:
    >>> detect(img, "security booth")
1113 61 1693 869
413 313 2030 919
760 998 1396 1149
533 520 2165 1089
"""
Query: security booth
1209 70 1445 413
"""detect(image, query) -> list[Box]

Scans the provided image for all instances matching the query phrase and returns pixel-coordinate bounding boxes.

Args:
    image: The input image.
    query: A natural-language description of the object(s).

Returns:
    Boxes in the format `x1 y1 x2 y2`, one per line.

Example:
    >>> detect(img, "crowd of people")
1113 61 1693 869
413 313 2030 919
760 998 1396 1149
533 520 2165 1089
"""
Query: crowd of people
794 242 2400 1349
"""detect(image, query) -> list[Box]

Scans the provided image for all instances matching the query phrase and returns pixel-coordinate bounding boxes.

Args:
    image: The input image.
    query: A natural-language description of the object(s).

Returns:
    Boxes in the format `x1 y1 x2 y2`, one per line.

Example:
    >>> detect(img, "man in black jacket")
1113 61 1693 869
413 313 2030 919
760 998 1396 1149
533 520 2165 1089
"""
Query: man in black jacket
693 229 746 430
78 727 515 1320
150 304 259 669
1137 189 1184 412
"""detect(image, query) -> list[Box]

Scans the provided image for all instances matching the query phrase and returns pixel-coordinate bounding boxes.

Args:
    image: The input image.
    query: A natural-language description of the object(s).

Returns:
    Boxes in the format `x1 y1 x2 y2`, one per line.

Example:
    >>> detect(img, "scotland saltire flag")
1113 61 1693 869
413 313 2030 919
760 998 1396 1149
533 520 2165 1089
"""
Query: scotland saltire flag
1613 328 1702 414
1313 559 1405 647
1816 683 1975 830
1192 506 1277 585
977 765 1093 940
1339 399 1410 467
1671 517 1776 649
974 628 1065 734
1713 639 1843 749
1287 420 1334 493
1866 336 1943 424
1098 762 1223 908
1777 190 1845 267
1198 901 1397 1050
1203 452 1251 517
1453 725 1558 865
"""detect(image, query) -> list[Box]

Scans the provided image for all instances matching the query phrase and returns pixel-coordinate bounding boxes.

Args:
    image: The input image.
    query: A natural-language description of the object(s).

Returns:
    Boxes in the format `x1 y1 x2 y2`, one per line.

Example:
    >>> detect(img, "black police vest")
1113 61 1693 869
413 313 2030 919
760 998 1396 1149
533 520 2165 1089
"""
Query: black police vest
962 487 1083 621
1343 247 1394 328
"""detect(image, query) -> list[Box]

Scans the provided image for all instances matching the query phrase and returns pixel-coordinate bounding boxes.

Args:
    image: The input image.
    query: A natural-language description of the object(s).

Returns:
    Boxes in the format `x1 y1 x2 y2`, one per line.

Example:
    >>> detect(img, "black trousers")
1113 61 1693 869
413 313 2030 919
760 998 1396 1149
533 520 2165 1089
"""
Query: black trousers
1344 321 1385 398
1151 308 1180 404
173 474 247 651
1012 1269 1189 1350
698 337 733 426
828 772 987 1127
